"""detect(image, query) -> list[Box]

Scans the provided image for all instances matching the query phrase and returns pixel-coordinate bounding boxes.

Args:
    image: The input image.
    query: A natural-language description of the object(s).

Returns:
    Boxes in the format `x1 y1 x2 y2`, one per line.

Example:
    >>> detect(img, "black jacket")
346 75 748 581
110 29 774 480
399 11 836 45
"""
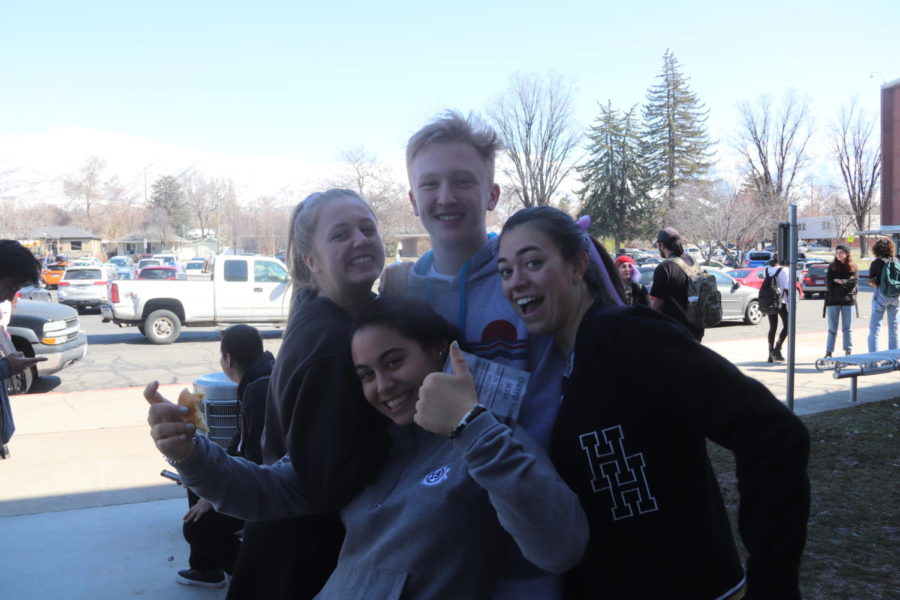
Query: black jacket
263 292 389 509
552 303 810 599
226 350 274 464
824 262 857 306
624 282 649 307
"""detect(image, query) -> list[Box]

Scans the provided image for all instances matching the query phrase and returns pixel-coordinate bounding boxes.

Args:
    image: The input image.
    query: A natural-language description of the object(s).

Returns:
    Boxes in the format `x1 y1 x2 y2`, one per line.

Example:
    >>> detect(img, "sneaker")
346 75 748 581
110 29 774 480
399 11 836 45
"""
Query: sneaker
176 569 227 589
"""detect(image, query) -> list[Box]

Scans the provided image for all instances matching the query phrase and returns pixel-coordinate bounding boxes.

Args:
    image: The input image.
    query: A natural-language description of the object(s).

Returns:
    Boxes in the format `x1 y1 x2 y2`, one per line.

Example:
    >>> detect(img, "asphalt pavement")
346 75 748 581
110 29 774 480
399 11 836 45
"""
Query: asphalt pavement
1 327 898 599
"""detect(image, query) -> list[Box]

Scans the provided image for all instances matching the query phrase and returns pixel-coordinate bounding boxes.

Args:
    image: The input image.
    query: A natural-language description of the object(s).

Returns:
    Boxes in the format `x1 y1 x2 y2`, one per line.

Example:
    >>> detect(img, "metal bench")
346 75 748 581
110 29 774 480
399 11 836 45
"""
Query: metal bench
815 349 900 403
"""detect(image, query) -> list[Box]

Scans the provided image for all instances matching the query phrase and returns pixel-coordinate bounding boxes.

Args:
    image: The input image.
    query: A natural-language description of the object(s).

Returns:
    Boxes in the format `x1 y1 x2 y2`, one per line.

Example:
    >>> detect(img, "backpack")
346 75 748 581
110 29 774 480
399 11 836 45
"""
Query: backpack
758 267 783 315
878 258 900 297
669 257 722 328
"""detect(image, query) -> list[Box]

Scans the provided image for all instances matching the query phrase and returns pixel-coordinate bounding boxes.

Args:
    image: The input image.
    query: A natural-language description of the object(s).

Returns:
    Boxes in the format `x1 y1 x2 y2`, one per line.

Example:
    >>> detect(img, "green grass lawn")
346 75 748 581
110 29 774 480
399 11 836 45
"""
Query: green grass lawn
708 399 899 600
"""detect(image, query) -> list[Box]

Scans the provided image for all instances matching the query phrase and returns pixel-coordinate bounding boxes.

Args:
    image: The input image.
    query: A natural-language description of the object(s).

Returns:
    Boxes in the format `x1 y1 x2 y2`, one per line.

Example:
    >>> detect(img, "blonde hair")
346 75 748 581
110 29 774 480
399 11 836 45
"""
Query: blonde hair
405 110 502 182
285 189 374 292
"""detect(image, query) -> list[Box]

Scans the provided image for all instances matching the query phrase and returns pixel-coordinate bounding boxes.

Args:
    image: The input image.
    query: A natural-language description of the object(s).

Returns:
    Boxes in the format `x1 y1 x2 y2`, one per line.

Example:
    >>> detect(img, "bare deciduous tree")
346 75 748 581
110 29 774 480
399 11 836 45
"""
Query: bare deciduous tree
734 91 813 234
330 146 416 238
182 171 227 238
670 180 765 260
489 71 582 209
832 99 882 257
63 156 108 223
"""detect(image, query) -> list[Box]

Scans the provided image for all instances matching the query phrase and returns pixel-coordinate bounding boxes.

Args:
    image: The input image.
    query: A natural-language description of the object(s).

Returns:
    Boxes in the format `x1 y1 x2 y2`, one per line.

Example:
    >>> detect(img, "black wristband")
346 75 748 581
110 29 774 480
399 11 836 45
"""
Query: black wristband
449 405 487 440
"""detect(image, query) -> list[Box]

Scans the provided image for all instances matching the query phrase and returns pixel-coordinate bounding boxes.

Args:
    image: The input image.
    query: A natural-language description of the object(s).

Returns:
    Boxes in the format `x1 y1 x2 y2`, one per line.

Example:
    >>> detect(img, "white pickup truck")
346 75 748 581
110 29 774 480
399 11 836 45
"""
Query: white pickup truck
100 254 292 344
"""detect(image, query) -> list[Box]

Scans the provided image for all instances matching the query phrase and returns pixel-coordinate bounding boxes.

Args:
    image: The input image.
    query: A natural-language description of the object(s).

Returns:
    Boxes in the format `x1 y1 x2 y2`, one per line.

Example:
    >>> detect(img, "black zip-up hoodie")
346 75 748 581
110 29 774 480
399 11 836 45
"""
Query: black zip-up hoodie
552 303 809 599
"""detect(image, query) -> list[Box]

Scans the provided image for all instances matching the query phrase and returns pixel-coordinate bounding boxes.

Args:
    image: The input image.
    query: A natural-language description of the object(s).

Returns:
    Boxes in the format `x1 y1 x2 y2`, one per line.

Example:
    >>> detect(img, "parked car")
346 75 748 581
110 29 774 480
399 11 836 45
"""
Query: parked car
727 267 803 298
102 254 291 343
152 254 178 267
744 251 774 268
5 300 88 394
41 263 68 289
57 266 110 310
107 256 137 280
137 258 162 271
16 285 52 302
138 266 181 280
801 264 829 299
638 266 763 325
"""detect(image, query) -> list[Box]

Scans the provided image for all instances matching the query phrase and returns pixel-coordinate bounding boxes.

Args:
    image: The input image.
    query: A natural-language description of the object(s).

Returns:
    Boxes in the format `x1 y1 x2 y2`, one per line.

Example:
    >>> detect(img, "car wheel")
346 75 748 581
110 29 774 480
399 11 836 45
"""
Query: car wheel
138 325 145 336
144 309 182 344
6 366 35 395
744 299 763 325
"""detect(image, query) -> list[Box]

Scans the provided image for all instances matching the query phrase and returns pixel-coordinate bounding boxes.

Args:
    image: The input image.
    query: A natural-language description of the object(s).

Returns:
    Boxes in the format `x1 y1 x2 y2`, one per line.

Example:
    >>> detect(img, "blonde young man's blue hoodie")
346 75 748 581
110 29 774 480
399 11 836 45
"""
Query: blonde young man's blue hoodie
405 235 570 599
406 235 567 450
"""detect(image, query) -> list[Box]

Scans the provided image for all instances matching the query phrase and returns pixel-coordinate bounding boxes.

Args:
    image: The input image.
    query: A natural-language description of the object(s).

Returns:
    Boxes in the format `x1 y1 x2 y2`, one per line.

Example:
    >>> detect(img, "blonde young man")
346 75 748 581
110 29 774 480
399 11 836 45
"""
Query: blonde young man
392 112 569 599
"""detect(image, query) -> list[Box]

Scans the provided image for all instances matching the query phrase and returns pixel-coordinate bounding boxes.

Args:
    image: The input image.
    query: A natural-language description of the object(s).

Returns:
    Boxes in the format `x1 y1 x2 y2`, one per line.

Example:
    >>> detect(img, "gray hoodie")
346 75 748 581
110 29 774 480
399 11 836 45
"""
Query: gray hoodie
176 410 588 599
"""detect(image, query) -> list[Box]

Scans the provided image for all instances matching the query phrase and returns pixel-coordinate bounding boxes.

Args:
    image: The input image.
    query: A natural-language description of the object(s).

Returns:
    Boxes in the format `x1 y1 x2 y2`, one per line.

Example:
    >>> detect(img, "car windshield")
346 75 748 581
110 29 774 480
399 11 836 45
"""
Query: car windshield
47 263 67 271
748 253 771 260
65 269 103 280
807 265 828 276
729 269 751 278
140 268 172 279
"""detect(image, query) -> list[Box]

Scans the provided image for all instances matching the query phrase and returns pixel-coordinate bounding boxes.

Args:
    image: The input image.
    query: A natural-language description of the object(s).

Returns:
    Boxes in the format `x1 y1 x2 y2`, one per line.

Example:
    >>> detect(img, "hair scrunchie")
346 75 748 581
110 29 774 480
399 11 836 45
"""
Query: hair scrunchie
577 216 624 306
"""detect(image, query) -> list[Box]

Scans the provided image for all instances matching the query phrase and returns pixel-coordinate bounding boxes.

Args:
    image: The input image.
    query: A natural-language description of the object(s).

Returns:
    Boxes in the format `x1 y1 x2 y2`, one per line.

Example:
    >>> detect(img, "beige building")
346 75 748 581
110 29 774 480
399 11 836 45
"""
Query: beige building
27 226 103 259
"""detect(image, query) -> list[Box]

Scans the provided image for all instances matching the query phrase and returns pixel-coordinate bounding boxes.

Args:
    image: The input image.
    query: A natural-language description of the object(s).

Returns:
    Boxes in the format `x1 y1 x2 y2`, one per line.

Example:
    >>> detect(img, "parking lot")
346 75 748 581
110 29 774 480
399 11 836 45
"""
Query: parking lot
21 281 876 395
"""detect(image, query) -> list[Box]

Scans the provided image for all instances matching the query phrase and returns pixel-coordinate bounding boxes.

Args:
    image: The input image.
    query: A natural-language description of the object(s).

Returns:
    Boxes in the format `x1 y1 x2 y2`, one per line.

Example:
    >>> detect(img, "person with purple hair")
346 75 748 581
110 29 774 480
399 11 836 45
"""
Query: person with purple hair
614 255 649 307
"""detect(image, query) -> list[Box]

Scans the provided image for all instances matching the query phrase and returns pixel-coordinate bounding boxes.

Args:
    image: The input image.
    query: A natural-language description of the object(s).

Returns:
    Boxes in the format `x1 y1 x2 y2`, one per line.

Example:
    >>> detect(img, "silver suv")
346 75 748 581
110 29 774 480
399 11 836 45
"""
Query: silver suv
57 267 110 311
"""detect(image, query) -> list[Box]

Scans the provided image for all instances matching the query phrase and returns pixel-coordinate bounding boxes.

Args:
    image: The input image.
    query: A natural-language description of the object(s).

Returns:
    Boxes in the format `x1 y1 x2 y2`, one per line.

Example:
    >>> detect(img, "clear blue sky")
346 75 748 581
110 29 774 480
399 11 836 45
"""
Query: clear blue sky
2 0 898 181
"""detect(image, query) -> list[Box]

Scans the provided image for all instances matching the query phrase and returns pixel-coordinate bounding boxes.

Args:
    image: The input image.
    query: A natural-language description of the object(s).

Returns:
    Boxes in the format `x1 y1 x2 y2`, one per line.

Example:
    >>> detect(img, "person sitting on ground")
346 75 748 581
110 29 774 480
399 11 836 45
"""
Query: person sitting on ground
490 206 810 599
614 255 648 307
145 294 587 599
176 324 274 589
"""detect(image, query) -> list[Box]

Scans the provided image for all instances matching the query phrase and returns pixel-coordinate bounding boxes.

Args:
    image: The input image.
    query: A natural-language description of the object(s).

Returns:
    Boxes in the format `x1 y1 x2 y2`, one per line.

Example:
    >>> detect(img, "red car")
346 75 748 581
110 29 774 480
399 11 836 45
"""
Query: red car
137 266 180 280
727 267 803 297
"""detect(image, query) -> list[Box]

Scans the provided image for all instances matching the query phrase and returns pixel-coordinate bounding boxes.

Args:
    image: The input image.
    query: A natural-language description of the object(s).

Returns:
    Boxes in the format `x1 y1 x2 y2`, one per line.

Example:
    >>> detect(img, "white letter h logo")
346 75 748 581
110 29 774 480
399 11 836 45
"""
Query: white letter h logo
579 426 658 521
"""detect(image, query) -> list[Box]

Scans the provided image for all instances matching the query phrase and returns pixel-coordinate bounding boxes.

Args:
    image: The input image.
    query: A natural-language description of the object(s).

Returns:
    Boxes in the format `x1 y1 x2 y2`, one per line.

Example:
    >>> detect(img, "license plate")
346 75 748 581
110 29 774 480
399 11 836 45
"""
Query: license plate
815 280 824 284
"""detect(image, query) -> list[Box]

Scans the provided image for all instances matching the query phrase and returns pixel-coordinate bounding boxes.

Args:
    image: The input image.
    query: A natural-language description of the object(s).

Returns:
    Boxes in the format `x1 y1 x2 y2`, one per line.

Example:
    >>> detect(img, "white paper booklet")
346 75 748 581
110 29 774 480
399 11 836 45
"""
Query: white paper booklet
444 350 530 425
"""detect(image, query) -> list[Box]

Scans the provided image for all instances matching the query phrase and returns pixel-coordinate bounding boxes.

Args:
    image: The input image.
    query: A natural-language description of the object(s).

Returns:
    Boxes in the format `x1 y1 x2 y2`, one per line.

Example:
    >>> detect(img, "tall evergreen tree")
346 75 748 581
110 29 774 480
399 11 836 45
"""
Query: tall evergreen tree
149 175 190 237
578 102 658 251
643 50 714 211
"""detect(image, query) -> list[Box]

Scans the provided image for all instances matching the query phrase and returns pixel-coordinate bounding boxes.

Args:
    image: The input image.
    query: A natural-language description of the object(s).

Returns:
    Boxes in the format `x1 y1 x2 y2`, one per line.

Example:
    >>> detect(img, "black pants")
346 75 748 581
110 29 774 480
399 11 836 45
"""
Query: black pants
767 304 788 348
226 514 344 600
184 489 243 574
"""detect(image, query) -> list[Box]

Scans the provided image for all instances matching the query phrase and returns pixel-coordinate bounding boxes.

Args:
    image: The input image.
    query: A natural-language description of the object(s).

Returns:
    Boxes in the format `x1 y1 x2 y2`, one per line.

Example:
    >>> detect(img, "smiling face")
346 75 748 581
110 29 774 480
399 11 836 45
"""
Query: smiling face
617 261 634 284
352 324 446 426
303 195 385 305
835 248 848 263
497 224 590 347
408 141 499 264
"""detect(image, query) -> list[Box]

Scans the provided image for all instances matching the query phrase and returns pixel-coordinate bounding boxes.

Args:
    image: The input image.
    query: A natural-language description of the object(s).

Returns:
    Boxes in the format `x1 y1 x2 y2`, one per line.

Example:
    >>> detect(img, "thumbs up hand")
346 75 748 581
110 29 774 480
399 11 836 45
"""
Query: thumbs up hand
415 341 479 437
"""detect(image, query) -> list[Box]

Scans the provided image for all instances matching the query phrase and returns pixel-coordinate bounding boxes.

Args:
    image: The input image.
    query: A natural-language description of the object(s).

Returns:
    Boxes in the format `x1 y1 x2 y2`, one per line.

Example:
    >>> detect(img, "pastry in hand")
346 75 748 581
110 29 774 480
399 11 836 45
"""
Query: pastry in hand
177 389 209 433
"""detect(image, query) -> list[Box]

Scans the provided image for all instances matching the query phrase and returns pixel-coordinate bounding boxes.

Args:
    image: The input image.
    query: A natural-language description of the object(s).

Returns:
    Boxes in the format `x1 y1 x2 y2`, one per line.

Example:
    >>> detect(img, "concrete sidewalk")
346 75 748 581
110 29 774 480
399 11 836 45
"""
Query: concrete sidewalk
1 332 897 599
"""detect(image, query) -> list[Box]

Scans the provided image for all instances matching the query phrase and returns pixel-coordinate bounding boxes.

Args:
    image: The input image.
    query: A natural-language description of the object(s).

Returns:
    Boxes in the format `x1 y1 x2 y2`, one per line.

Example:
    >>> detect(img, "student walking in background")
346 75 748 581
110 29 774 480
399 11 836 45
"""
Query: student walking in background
823 244 858 357
762 255 790 362
866 238 900 352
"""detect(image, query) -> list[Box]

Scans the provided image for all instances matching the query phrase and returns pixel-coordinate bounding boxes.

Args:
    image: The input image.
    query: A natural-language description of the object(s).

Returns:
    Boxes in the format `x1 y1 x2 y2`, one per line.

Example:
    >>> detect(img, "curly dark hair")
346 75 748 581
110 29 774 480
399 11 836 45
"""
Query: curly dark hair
872 238 896 259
